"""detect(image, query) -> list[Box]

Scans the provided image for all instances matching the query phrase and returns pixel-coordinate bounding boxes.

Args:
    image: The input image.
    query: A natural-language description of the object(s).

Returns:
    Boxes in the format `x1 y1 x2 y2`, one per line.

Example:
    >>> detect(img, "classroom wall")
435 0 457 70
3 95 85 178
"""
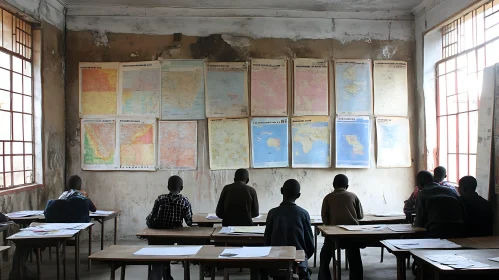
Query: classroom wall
65 31 417 240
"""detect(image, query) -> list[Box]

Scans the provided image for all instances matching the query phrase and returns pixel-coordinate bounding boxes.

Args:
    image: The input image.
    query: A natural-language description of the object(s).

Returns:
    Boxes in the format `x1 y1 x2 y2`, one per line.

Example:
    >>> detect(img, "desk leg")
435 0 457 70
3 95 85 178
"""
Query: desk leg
120 265 126 280
314 226 318 267
288 261 293 280
75 233 80 280
223 268 229 280
62 242 66 280
2 231 8 261
35 248 41 280
331 239 337 280
396 256 407 280
88 226 92 271
114 216 118 245
184 261 190 280
336 244 342 280
101 219 105 250
56 243 60 280
110 263 116 280
198 263 204 280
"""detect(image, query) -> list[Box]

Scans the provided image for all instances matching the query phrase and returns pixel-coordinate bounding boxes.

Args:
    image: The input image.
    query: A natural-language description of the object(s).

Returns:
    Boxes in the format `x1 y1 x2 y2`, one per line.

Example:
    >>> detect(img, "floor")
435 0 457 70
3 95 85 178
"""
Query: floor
1 239 415 280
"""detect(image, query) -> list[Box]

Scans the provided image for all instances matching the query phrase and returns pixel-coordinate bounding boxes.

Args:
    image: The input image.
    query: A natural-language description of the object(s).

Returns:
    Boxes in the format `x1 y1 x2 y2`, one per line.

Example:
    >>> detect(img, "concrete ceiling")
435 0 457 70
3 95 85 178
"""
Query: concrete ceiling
64 0 424 12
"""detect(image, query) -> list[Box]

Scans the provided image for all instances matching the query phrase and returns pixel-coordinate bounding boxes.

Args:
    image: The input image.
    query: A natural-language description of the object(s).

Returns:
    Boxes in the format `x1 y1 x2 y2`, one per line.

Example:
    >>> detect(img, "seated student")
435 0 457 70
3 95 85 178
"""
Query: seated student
59 175 97 213
319 174 364 280
458 176 494 237
216 169 259 226
146 175 192 280
262 179 314 280
434 166 458 195
403 186 419 222
414 170 466 238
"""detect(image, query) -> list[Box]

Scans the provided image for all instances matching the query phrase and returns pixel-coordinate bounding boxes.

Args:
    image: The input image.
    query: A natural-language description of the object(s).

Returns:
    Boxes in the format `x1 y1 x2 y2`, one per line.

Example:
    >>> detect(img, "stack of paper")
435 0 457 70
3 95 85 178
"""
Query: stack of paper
373 212 405 217
134 246 202 256
91 210 115 216
24 223 92 231
339 225 385 231
6 211 44 218
11 229 79 238
219 226 266 235
206 213 220 220
219 247 271 258
387 224 416 232
386 239 461 250
426 254 490 269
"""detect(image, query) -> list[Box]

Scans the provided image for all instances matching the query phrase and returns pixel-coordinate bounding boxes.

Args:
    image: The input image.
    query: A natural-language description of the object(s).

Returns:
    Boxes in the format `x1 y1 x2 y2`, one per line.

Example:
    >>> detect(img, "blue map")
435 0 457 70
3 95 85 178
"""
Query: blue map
336 116 371 168
251 118 289 168
335 61 373 115
206 67 248 117
291 116 331 168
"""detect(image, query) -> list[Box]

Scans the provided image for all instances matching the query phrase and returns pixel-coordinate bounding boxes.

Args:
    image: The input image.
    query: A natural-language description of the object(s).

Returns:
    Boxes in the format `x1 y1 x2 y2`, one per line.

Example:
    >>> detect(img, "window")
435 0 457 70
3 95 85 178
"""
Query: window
0 8 34 189
437 0 499 183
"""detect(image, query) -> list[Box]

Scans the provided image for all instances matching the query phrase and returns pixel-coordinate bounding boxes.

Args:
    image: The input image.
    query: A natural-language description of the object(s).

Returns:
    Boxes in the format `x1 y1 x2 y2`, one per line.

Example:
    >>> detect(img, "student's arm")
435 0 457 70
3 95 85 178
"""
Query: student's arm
321 196 330 225
183 198 193 227
264 211 273 246
304 213 315 259
146 198 160 229
215 188 226 219
355 196 364 220
87 198 97 213
251 188 259 218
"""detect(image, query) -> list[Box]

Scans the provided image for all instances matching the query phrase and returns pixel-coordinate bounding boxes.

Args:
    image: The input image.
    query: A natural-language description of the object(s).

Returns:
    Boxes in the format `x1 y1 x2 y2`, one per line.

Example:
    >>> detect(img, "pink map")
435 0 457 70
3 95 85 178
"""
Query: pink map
251 61 287 116
294 65 329 116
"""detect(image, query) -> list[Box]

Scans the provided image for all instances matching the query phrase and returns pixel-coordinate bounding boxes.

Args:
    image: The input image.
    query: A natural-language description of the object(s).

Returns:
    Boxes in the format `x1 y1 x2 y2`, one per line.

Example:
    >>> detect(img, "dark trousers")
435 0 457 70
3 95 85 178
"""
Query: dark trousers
8 247 31 280
260 260 310 280
318 238 363 280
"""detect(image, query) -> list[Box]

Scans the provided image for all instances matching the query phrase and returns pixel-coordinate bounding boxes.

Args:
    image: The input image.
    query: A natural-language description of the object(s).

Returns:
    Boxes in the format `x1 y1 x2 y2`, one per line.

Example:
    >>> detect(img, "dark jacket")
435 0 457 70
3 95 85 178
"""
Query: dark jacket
415 183 467 238
461 192 494 237
264 201 315 259
44 197 91 223
216 181 259 226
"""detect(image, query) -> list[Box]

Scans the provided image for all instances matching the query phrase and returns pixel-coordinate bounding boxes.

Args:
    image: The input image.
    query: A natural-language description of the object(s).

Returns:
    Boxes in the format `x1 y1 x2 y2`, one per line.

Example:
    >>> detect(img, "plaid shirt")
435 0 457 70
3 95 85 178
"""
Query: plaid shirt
146 193 193 229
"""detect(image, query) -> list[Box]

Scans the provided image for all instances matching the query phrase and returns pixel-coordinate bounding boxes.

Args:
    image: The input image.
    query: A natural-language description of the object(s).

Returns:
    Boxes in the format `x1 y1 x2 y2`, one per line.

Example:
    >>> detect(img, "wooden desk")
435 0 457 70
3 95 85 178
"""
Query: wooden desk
136 227 215 245
190 246 296 280
192 213 267 226
470 236 499 249
211 227 265 245
7 215 45 227
380 238 489 280
318 225 426 280
90 211 121 250
89 245 197 280
360 215 407 225
411 249 499 279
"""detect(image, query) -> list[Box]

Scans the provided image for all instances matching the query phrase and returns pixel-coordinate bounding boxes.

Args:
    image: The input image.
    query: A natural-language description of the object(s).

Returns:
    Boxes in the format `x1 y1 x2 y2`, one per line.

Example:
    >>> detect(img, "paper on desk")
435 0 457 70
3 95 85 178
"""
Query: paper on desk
134 246 202 256
386 239 461 250
387 224 416 232
25 223 92 231
252 215 262 220
219 247 271 258
426 254 469 264
230 226 265 234
339 225 385 231
11 229 79 238
206 213 220 220
488 257 499 263
91 210 114 216
6 211 44 218
373 212 405 217
447 261 490 269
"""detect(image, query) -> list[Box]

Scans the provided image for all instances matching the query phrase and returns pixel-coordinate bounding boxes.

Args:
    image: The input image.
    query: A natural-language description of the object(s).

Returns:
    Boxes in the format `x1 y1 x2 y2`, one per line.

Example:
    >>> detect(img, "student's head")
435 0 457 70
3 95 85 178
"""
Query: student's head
281 179 301 201
458 176 477 196
416 170 434 190
333 174 349 190
234 169 249 184
167 175 183 193
434 166 447 183
67 175 82 191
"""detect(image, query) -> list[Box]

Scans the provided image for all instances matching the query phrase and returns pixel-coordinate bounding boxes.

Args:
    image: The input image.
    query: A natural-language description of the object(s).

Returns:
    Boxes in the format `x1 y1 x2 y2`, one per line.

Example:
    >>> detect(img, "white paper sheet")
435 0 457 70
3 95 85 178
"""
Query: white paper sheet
133 246 202 256
230 226 265 234
206 213 220 220
91 210 115 216
6 211 44 218
488 257 499 263
426 254 469 264
339 225 385 231
11 230 79 238
387 224 416 232
26 223 92 231
447 261 490 269
219 247 271 258
373 212 405 217
386 239 461 250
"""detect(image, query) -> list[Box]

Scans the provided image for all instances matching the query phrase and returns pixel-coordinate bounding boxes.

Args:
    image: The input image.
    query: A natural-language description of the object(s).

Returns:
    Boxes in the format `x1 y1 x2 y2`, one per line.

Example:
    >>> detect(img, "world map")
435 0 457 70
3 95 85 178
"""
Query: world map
206 63 249 118
161 60 205 120
120 62 161 117
158 121 197 170
376 117 411 167
208 118 250 170
81 119 116 170
79 63 118 117
335 60 373 115
118 119 156 170
291 116 331 168
293 59 329 116
250 59 287 116
251 117 289 168
336 116 371 168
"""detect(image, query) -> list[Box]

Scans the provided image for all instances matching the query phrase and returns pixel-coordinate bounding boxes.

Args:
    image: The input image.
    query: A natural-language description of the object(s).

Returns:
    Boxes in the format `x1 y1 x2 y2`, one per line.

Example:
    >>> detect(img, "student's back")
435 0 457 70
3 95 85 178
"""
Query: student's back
458 176 493 237
216 181 258 226
322 188 363 226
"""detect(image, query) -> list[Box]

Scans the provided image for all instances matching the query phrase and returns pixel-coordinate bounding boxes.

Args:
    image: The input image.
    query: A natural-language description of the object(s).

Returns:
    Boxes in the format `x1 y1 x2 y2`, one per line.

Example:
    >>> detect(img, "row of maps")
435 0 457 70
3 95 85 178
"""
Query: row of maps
79 59 408 120
81 116 410 171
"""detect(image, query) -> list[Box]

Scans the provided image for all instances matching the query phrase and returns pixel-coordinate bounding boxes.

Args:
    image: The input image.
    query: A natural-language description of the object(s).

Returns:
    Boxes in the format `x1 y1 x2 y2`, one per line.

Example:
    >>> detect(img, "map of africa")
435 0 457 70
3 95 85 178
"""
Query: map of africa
118 119 156 170
293 59 329 116
206 63 249 118
120 62 161 117
335 60 373 115
208 118 250 170
250 59 288 116
336 116 371 168
158 121 197 170
79 63 118 117
251 117 289 168
376 117 411 168
81 119 116 170
161 60 205 120
291 116 331 168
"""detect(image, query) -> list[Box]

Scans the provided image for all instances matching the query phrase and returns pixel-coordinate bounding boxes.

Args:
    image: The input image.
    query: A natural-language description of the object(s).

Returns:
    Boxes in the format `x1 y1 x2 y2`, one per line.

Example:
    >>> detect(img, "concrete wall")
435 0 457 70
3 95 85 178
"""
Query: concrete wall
65 31 417 240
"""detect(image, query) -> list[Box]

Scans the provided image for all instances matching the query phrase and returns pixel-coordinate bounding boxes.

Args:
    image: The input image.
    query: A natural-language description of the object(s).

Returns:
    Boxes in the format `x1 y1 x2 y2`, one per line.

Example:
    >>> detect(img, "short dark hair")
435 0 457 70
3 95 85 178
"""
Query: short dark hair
416 171 434 188
434 166 447 182
333 174 348 189
282 179 301 198
459 176 477 192
234 169 249 182
167 176 183 192
67 175 82 190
